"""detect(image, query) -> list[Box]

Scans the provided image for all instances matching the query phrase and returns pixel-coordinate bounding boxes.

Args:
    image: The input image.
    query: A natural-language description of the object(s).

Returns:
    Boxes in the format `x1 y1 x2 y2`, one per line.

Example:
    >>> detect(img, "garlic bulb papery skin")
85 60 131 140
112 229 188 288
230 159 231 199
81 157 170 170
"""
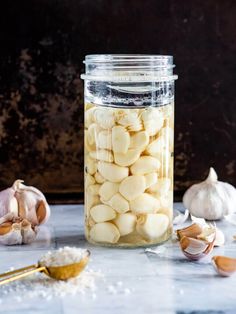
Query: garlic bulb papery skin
0 180 50 245
183 168 236 220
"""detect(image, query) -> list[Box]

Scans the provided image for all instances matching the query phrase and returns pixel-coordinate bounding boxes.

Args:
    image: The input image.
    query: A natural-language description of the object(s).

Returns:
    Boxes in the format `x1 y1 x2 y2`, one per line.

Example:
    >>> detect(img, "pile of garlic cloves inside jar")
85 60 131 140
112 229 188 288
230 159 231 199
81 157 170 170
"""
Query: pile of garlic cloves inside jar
0 180 50 245
84 102 174 247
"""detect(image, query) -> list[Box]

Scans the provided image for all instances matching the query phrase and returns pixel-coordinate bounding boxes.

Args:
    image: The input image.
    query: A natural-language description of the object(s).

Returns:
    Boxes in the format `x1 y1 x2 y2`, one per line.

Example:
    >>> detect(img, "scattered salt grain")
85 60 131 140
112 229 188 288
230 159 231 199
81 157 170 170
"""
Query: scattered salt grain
124 288 131 295
0 247 103 301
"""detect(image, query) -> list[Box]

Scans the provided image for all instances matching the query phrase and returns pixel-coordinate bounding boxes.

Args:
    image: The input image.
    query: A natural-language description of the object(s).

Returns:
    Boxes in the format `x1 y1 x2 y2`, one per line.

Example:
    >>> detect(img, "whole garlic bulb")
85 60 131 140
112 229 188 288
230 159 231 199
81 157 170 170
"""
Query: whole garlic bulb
183 168 236 220
0 180 50 245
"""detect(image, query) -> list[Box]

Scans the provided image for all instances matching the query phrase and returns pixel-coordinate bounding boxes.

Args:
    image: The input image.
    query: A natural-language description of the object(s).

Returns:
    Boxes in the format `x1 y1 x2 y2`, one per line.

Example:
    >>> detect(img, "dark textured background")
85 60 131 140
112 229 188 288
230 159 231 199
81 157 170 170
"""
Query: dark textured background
0 0 235 202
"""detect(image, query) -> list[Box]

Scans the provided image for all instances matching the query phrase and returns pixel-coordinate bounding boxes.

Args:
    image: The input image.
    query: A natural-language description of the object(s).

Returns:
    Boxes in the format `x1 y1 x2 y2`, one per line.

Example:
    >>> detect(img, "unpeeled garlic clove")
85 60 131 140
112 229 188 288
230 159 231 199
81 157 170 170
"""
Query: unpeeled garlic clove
176 223 203 240
90 204 116 223
0 185 18 218
212 256 236 277
180 236 214 261
119 175 146 201
130 156 161 175
112 126 130 153
114 149 141 167
108 193 129 214
130 131 149 150
113 213 137 236
89 149 114 162
89 222 120 243
0 221 23 245
98 161 128 183
136 213 169 241
21 219 37 244
130 193 160 214
99 182 119 201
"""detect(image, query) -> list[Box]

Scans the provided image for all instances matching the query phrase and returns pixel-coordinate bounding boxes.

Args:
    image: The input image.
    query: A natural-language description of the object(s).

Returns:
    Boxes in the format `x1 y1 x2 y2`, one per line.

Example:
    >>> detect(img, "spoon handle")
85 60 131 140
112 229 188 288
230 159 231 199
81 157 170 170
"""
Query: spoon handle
0 265 46 285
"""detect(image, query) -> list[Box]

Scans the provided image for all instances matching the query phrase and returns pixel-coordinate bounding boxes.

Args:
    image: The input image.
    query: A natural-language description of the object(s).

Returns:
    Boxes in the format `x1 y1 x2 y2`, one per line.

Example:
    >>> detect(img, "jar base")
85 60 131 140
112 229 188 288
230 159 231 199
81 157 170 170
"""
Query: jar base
85 227 172 249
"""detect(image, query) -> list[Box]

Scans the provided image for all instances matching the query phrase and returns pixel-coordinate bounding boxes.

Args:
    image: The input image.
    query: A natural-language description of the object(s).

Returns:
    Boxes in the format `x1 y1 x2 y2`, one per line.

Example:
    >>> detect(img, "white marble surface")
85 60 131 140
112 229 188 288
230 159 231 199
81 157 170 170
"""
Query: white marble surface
1 203 236 314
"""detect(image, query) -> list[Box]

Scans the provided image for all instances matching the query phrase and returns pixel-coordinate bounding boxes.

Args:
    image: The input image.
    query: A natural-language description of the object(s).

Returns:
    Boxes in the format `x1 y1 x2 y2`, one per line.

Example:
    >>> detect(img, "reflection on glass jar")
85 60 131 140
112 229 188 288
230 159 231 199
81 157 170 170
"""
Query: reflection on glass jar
82 55 177 247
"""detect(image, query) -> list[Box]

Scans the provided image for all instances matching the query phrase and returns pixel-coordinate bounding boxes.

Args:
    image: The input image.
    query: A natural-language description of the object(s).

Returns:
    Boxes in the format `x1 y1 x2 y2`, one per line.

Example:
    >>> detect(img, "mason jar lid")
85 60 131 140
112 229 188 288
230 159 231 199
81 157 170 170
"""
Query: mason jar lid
81 54 178 82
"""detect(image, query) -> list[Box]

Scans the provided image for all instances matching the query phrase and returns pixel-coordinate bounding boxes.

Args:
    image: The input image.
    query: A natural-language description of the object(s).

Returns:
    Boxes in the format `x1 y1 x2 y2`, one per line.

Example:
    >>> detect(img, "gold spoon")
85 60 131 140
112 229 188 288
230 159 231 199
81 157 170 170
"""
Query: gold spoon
0 249 90 285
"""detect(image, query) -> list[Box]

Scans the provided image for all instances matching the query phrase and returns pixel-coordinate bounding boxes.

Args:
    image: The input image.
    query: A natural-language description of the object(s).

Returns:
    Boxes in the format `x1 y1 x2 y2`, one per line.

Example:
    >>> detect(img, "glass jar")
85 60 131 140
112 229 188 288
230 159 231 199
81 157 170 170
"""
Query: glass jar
81 55 177 247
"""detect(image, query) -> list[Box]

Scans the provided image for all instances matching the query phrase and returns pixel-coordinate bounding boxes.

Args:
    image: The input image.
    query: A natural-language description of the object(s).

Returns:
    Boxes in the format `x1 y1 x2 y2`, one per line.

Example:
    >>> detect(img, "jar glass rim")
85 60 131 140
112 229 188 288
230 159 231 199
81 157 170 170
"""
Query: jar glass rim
83 54 173 64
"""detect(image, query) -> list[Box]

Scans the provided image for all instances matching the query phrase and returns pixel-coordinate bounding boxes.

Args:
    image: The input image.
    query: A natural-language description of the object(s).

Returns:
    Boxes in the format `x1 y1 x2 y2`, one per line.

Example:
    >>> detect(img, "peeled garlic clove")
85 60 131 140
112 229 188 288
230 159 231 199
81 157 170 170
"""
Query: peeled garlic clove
90 222 120 243
85 107 96 129
180 236 214 261
212 256 236 277
119 175 146 201
85 155 97 175
87 184 101 195
90 204 116 223
116 110 142 131
86 193 100 210
130 193 160 214
114 149 141 167
146 135 167 158
108 193 129 214
90 150 114 162
214 228 225 246
112 126 130 153
130 156 160 175
144 173 158 189
147 177 171 195
197 225 225 247
136 213 169 240
96 130 112 150
94 108 115 129
99 182 119 201
94 171 106 184
176 223 203 240
159 126 174 148
98 161 128 183
87 123 101 146
21 219 37 244
130 131 149 150
113 213 137 236
141 108 164 136
85 173 96 189
85 131 96 152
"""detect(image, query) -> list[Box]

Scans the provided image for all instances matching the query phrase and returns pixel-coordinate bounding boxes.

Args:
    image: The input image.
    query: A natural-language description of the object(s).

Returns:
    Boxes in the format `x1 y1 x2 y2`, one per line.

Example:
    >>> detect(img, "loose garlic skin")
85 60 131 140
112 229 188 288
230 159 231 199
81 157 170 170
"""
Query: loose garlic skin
84 102 174 247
